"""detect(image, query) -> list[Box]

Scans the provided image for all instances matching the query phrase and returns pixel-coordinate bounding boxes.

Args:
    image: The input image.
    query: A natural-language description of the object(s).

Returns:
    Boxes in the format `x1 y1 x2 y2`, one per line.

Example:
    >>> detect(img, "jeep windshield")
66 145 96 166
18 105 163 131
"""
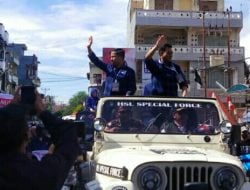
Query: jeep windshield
101 99 221 135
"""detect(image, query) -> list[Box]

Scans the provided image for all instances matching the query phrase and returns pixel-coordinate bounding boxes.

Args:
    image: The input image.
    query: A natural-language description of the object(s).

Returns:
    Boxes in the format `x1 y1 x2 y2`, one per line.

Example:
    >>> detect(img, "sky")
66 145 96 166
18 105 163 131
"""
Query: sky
0 0 249 104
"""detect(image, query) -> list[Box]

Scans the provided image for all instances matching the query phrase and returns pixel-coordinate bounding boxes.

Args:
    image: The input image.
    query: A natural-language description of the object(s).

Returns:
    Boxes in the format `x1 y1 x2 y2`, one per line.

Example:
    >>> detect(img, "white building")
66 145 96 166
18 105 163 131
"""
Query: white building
127 0 245 97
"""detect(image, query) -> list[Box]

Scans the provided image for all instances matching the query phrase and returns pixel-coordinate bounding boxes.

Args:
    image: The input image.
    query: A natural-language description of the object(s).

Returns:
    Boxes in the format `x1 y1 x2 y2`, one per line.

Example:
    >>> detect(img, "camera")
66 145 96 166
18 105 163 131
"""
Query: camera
21 85 36 105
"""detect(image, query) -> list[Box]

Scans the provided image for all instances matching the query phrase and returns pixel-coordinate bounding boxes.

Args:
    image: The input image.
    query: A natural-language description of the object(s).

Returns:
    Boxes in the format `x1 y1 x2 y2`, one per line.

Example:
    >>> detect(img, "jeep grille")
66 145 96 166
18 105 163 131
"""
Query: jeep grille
132 162 226 190
165 165 213 190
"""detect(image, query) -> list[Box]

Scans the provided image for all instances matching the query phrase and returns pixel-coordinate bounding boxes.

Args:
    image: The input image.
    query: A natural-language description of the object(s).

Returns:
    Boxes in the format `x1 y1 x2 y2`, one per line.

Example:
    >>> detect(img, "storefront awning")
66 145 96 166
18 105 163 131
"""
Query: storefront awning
226 84 249 93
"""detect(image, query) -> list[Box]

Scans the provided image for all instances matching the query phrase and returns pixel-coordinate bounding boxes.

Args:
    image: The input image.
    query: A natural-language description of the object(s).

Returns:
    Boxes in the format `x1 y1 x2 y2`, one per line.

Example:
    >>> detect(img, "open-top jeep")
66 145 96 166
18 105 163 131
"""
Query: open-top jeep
84 96 250 190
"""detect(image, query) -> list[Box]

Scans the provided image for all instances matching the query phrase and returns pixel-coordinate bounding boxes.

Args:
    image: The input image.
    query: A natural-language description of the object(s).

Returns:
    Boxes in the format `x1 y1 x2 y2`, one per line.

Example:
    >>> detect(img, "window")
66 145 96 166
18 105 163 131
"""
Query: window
102 99 220 134
197 34 228 47
155 0 173 10
199 1 217 11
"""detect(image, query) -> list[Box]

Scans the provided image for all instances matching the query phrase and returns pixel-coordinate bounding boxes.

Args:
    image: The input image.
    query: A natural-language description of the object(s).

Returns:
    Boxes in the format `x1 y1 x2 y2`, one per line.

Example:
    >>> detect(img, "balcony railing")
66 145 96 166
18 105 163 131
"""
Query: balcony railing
136 44 244 54
8 74 18 84
135 44 244 61
136 10 242 20
132 10 243 28
9 55 19 66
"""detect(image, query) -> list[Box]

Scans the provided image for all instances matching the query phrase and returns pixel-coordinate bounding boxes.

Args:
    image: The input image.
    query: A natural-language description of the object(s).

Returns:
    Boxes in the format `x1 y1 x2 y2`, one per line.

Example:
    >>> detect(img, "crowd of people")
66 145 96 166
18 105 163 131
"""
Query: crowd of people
0 34 248 189
0 35 189 189
0 89 79 190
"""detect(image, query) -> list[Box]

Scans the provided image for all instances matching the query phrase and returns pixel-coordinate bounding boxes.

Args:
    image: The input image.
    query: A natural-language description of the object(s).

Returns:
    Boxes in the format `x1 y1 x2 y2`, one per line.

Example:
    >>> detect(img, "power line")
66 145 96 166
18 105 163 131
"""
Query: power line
39 71 89 83
42 78 88 83
39 71 85 79
42 77 85 80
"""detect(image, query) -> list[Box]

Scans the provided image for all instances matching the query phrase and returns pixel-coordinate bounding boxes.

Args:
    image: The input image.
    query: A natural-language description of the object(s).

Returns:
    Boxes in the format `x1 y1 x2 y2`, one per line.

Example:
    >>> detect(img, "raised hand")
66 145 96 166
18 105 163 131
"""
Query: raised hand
155 35 166 48
87 36 93 49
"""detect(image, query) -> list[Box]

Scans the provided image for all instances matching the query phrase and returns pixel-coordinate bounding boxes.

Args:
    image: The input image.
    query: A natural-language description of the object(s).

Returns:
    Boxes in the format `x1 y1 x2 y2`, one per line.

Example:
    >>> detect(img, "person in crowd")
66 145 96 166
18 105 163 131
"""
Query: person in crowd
0 89 79 190
27 123 51 152
161 108 189 133
241 126 250 145
104 106 145 132
144 35 188 97
26 122 52 161
87 36 137 96
85 88 99 113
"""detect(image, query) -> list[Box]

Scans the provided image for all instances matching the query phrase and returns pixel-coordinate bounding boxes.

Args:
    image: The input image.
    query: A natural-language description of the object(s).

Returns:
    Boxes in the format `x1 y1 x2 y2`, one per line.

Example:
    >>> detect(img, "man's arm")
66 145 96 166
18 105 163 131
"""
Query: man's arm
174 64 189 97
34 92 79 190
144 35 165 61
30 114 79 190
181 86 188 97
87 36 93 55
87 36 108 71
144 35 166 79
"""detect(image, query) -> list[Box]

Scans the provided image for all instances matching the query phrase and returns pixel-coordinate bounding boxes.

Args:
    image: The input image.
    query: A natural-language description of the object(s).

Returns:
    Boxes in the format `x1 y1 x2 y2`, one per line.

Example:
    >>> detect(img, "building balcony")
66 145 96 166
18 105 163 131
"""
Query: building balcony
0 60 5 73
31 76 41 87
132 10 243 29
7 74 18 84
135 44 244 62
8 55 20 66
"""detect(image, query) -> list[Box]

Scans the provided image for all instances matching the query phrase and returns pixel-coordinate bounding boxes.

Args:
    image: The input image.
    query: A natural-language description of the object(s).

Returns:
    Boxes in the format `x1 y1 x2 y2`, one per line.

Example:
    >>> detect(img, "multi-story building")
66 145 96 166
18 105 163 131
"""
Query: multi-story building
8 43 41 87
4 50 19 94
19 54 41 87
127 0 245 97
0 23 9 92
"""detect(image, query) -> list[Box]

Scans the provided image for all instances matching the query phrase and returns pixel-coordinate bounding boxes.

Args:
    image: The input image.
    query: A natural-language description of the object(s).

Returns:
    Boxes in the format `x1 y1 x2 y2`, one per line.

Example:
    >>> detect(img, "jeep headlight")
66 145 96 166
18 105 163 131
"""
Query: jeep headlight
137 166 165 190
213 167 240 190
94 118 106 131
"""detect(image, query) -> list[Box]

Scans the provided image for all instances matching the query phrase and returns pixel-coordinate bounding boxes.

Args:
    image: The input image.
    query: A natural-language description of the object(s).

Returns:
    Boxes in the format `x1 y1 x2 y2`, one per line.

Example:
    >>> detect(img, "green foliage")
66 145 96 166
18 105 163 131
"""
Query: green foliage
73 104 83 113
63 91 88 115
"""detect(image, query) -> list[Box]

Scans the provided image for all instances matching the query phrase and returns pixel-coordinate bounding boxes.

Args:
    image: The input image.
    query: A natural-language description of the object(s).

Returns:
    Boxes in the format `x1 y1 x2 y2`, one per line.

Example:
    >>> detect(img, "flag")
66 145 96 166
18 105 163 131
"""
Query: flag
244 61 250 79
194 69 203 87
211 92 216 98
226 96 236 112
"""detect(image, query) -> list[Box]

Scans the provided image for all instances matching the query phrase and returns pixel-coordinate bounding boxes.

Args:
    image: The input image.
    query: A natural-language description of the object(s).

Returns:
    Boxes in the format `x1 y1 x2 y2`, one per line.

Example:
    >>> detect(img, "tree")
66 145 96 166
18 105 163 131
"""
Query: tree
62 91 88 115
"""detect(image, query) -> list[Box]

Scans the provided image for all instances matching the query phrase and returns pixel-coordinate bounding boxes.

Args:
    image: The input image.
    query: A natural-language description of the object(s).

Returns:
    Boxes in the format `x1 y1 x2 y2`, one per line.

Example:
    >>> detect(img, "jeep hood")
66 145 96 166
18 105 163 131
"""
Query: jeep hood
96 146 242 175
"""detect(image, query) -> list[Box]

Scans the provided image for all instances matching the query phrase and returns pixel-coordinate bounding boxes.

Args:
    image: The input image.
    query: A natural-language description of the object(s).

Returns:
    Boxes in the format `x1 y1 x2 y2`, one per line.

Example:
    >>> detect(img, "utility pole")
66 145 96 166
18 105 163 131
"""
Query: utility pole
41 87 50 95
202 11 207 97
226 7 232 88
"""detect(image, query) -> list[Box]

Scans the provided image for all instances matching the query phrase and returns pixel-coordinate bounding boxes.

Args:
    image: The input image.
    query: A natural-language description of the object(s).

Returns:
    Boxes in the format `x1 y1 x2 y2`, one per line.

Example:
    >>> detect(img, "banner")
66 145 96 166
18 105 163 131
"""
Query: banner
0 93 13 108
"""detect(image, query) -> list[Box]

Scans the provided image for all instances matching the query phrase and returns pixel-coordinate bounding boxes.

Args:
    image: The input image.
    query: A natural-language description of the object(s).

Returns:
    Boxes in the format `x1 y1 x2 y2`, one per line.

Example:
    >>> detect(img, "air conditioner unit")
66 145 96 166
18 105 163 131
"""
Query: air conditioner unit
209 55 224 67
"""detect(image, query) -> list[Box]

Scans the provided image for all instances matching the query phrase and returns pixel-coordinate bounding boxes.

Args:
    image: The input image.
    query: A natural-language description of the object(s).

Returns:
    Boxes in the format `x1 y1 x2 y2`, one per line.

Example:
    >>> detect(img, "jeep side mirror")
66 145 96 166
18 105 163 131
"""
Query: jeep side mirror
94 118 106 131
